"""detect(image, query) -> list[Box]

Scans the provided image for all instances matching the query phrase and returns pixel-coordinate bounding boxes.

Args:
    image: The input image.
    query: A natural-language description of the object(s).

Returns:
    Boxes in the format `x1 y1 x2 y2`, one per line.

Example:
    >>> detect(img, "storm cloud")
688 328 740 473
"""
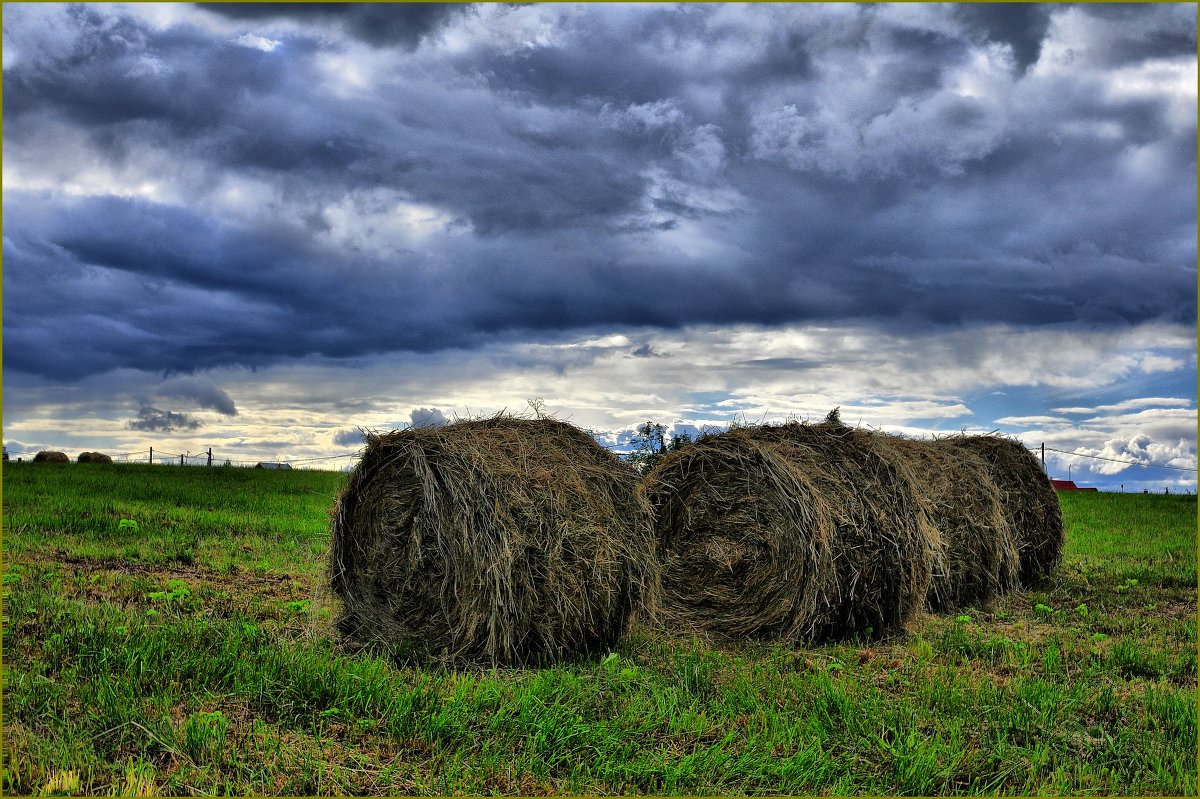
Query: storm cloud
159 376 238 416
198 2 470 50
3 3 1193 385
127 406 202 433
1 3 1195 490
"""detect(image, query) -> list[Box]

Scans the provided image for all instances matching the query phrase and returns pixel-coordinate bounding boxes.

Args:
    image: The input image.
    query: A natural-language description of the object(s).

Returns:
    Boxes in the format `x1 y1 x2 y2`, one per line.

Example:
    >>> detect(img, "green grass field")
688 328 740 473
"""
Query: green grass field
2 463 1196 795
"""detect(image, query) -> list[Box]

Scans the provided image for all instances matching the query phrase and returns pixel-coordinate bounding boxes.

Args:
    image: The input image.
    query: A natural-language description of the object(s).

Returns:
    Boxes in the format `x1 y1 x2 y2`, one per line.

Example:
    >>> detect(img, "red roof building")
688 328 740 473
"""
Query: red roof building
1051 479 1098 492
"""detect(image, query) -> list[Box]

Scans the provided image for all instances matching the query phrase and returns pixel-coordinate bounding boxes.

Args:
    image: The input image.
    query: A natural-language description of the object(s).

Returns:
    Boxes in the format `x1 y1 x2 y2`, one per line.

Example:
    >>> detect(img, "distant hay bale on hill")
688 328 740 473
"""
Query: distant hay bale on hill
329 416 660 666
875 436 1020 610
33 451 69 463
945 435 1064 585
77 451 113 464
644 421 941 643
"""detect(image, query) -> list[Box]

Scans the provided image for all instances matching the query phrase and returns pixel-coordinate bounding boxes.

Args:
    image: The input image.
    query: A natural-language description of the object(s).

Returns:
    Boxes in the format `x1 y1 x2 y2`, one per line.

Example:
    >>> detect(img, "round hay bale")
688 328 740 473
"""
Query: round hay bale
77 451 114 464
944 435 1064 585
329 416 660 666
642 428 838 643
645 421 941 642
32 450 69 463
874 436 1019 611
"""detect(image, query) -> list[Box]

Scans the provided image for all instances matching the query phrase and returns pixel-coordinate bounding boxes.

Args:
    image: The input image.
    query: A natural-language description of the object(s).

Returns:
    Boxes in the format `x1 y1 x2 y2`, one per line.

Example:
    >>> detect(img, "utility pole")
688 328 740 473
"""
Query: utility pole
180 453 185 466
207 448 213 467
149 446 153 464
1040 442 1045 471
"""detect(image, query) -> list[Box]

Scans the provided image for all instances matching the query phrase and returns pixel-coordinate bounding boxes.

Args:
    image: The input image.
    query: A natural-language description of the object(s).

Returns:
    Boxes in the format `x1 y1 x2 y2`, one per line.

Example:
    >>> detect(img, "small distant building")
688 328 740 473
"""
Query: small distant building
1051 479 1098 492
254 461 292 470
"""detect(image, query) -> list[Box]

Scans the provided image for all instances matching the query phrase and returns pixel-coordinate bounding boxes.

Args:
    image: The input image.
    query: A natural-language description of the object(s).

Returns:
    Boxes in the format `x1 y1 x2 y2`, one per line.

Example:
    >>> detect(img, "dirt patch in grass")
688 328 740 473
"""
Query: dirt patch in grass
12 554 336 635
29 551 295 585
1157 600 1198 621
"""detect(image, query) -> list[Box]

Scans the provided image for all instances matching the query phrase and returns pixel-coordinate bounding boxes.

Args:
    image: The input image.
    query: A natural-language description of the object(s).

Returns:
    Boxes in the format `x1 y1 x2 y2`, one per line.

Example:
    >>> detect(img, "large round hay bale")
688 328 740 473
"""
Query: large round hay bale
875 437 1020 610
329 417 660 666
944 435 1064 585
645 421 941 642
642 428 838 642
32 450 69 463
77 451 114 464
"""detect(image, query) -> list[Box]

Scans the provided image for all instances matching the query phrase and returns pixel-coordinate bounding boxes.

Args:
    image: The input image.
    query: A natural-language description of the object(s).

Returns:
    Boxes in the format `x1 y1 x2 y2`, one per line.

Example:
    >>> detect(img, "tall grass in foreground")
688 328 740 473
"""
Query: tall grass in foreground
2 464 1196 795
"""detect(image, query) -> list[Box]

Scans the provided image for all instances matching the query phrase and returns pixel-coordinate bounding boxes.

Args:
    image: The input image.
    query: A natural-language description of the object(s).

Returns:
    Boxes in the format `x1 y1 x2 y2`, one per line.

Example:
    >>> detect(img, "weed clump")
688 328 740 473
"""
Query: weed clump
329 416 661 667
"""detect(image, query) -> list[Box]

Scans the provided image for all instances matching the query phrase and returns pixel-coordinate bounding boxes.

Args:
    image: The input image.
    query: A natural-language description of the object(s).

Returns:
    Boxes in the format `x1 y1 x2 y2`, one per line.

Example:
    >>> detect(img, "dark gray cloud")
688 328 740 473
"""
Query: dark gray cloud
197 2 468 49
1071 3 1197 67
159 377 238 416
2 3 1194 384
630 344 667 359
127 406 201 433
954 4 1052 73
332 428 365 447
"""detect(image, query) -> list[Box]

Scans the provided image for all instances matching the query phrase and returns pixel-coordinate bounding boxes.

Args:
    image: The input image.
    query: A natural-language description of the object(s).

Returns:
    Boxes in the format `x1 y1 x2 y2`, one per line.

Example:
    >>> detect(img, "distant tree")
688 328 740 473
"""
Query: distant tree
667 430 694 451
626 421 663 471
627 422 693 471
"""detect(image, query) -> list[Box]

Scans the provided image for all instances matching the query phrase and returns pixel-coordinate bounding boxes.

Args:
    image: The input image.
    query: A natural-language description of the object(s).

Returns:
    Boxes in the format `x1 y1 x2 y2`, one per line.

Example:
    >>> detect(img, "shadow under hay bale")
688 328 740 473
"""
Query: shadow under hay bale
944 435 1064 586
32 451 69 463
875 437 1020 611
77 451 113 464
644 421 941 643
329 416 660 667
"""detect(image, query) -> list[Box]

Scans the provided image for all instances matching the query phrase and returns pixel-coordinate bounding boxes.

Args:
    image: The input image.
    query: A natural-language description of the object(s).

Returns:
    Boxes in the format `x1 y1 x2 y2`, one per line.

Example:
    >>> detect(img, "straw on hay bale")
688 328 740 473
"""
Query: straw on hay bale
329 416 660 666
874 436 1020 610
944 435 1064 585
644 421 941 643
642 427 838 642
32 450 69 463
77 451 113 464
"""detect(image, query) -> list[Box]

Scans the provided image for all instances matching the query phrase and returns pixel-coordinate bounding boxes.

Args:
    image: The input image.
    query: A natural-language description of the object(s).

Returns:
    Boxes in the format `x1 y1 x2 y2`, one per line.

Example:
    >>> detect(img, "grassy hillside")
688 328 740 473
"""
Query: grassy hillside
2 463 1195 795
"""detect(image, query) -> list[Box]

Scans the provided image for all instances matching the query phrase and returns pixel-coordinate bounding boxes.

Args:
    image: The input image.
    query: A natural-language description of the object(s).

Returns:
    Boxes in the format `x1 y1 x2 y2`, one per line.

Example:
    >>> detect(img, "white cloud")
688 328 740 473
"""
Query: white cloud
409 407 449 429
235 33 280 53
1054 397 1194 415
993 415 1071 427
1048 434 1196 478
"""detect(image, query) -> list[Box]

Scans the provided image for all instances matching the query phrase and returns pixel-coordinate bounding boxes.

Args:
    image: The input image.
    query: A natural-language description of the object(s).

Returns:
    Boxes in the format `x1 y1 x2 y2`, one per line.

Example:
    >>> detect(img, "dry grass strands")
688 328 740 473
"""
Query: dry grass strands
329 416 660 667
32 451 69 463
944 435 1064 585
645 421 941 643
875 437 1019 610
77 451 113 464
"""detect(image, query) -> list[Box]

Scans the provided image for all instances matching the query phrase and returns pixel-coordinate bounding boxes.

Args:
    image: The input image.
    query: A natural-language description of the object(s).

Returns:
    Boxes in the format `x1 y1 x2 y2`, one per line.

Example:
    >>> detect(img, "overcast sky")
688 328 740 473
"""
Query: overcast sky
3 2 1196 489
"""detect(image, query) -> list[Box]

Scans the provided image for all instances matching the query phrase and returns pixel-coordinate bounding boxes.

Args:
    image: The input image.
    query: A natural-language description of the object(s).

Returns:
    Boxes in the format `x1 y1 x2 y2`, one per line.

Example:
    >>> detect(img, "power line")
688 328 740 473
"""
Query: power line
1040 444 1198 473
289 452 361 464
